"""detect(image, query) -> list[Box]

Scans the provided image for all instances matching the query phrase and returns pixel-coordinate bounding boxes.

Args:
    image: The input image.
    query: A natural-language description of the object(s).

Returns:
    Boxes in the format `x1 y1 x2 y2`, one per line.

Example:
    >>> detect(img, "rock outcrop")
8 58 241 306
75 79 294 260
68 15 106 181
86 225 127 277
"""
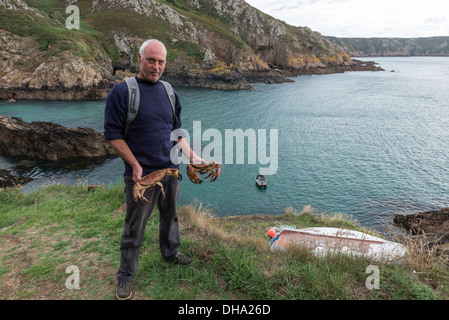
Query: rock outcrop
0 29 114 100
164 65 253 90
0 116 115 161
394 208 449 258
394 207 449 236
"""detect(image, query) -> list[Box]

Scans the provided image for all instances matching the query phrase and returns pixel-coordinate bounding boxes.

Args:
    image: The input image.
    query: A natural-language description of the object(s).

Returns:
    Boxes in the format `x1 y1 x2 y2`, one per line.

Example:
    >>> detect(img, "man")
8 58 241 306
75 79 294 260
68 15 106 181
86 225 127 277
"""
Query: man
104 39 203 300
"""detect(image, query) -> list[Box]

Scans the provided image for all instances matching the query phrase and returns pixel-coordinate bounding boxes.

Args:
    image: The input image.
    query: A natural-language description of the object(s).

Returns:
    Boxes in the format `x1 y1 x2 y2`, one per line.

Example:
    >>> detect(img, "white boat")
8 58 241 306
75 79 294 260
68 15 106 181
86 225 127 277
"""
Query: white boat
269 227 408 261
255 174 267 188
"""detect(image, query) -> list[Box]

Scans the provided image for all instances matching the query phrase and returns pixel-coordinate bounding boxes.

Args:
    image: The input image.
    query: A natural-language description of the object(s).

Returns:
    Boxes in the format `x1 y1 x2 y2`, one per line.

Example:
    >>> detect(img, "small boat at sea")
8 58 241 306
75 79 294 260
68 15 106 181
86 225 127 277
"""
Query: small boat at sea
255 174 267 188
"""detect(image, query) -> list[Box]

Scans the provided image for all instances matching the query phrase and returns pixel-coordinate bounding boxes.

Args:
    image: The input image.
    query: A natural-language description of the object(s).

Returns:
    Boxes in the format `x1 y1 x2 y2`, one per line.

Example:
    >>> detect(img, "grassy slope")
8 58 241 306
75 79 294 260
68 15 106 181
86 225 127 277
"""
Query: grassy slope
0 0 107 62
0 183 448 300
0 0 246 65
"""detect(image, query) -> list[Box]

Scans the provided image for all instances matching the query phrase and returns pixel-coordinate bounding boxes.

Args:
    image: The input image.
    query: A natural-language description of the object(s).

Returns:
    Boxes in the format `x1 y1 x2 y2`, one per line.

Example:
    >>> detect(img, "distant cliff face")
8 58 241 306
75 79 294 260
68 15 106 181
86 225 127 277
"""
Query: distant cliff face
0 0 361 100
327 36 449 57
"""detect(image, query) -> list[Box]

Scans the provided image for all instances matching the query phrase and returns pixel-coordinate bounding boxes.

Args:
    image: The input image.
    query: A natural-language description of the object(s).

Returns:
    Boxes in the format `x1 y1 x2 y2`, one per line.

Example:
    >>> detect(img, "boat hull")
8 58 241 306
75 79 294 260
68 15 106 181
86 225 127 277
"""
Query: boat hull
270 227 408 261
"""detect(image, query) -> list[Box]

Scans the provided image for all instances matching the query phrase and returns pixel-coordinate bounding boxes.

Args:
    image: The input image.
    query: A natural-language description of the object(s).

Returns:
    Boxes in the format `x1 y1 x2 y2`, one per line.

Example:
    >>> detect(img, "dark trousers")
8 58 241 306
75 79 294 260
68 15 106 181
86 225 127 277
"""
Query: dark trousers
117 175 181 283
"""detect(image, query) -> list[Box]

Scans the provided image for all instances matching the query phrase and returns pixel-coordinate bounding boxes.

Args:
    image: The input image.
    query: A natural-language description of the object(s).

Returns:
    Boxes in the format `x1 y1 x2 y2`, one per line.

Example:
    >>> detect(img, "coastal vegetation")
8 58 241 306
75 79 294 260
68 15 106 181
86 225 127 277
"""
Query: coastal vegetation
1 182 448 300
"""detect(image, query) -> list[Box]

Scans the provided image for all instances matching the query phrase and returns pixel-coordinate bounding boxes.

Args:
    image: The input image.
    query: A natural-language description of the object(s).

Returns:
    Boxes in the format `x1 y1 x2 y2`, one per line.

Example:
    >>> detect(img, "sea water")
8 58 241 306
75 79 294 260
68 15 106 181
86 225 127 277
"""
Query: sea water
1 57 448 230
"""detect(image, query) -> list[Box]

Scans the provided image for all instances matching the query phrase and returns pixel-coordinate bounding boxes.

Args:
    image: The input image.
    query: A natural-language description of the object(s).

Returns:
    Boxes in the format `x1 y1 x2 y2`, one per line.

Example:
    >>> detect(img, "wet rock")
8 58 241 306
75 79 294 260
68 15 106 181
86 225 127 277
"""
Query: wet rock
0 116 116 161
0 169 32 189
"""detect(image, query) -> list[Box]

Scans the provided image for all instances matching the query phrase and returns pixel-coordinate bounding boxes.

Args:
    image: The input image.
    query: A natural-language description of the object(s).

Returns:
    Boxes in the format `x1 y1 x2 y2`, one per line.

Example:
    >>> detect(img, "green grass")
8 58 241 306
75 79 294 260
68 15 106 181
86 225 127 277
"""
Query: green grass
0 3 107 61
0 183 448 300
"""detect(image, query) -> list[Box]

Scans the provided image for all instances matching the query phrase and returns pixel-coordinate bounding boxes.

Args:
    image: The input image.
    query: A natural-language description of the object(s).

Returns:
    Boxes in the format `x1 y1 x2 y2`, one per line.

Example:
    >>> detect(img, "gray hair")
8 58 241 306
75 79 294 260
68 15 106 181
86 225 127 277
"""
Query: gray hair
139 39 167 57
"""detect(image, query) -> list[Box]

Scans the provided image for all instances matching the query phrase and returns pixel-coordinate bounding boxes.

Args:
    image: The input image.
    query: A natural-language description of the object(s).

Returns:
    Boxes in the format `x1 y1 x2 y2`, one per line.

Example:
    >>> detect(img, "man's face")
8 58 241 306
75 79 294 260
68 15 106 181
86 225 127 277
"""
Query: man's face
137 42 166 82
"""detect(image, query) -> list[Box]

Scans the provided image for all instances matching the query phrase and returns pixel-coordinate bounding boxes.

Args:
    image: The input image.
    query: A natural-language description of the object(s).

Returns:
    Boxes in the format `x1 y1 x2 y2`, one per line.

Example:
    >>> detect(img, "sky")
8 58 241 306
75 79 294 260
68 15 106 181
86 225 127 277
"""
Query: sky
245 0 449 38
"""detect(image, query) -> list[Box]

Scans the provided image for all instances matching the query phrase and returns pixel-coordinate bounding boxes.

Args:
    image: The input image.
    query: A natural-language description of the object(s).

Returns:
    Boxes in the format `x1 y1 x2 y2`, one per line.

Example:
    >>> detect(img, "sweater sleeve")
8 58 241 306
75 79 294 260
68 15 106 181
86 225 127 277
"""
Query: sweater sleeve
104 83 128 141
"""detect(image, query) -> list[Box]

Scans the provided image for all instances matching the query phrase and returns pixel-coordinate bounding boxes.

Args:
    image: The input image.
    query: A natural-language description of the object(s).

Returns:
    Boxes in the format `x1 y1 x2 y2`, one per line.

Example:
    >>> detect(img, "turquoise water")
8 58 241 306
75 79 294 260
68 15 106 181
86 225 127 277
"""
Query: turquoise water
1 57 448 230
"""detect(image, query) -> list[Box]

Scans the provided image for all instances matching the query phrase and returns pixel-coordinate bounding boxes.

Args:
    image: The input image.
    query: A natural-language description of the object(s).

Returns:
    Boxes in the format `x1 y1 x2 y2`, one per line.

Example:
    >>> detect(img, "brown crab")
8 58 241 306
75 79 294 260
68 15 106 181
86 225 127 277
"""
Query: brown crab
133 168 182 204
186 161 221 184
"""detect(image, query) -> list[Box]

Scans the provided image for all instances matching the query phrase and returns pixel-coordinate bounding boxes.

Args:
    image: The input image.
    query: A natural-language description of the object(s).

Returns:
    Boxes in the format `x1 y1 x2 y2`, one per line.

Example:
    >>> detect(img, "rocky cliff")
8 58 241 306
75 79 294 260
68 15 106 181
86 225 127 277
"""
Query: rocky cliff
0 0 376 100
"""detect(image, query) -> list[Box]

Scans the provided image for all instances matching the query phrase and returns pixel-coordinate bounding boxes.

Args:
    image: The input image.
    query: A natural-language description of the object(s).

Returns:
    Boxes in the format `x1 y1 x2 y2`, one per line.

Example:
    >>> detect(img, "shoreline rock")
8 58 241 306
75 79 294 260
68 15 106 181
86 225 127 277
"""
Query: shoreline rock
0 169 32 189
0 116 116 161
0 84 112 101
282 59 384 77
162 66 253 90
0 59 383 100
393 208 449 249
393 207 449 236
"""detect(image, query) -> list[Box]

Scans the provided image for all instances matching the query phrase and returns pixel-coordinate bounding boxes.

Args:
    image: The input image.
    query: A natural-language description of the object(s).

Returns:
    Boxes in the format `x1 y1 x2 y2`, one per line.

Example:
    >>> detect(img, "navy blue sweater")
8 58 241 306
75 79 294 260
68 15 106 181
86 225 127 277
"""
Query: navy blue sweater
104 77 183 177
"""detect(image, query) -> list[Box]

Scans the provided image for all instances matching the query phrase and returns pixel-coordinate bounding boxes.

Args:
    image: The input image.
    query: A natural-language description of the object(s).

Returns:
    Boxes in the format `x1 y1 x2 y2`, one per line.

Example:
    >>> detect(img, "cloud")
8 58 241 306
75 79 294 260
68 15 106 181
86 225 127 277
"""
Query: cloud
245 0 449 37
425 15 448 25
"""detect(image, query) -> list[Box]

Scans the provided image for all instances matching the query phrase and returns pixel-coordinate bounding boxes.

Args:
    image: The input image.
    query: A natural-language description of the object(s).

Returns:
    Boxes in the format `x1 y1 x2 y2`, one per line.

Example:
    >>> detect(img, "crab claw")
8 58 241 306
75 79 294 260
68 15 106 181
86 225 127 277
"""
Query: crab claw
187 164 202 184
133 182 155 204
186 161 221 184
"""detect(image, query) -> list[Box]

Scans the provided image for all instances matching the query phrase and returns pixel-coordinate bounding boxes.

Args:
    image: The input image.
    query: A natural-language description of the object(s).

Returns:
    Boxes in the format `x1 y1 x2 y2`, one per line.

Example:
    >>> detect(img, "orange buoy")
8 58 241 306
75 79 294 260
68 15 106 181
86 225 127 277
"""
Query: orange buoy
267 228 276 238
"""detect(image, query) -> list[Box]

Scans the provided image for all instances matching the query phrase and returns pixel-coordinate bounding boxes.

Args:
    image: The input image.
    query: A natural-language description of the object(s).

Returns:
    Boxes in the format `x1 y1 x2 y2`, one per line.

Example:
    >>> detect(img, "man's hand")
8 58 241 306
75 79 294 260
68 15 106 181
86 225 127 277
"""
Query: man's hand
132 164 143 183
108 139 142 182
176 137 205 165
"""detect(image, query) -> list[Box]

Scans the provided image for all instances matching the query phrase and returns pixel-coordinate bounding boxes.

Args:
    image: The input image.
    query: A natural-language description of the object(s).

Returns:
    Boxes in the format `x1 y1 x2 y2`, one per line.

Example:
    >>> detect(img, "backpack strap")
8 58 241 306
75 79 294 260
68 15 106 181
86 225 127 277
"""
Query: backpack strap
124 77 140 140
160 80 178 125
123 77 178 140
